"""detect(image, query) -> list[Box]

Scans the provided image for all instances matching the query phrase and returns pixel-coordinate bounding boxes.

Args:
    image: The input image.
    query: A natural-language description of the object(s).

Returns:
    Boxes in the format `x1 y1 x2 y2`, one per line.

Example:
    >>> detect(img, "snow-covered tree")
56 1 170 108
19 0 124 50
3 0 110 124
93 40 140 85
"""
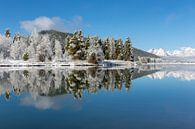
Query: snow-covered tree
5 29 11 39
109 38 116 60
64 35 71 61
87 37 104 64
102 38 111 60
0 34 11 60
25 42 36 61
54 40 63 61
13 33 21 43
24 31 41 61
129 40 134 62
10 33 28 60
123 37 133 61
36 35 53 62
65 31 86 60
0 28 135 63
85 36 90 50
10 41 19 60
115 39 124 60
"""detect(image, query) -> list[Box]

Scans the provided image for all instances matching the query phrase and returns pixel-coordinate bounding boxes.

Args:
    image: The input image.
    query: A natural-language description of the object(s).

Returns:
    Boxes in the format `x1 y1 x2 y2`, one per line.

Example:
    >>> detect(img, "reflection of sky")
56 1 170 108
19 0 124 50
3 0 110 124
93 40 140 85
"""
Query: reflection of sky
1 67 195 129
20 94 83 110
1 76 195 129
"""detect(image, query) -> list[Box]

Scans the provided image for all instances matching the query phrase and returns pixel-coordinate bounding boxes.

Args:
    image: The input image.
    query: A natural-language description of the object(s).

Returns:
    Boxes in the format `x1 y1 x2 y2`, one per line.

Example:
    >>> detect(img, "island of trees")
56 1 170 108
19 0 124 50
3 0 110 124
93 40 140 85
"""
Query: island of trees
0 29 134 65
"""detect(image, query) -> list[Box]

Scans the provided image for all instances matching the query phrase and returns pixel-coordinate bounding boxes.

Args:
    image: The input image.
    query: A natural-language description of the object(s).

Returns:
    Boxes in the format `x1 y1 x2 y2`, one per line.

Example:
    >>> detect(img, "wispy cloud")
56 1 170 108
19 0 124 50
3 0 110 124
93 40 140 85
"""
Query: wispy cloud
20 16 89 33
20 95 82 110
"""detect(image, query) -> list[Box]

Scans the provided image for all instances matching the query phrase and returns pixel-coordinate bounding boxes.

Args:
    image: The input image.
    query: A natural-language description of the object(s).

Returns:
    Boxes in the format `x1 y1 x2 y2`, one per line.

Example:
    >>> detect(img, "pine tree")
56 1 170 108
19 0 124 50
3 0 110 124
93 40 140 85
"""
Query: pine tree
25 42 36 61
23 52 29 61
13 33 21 43
11 33 28 60
115 39 124 60
25 32 41 61
103 38 111 60
64 35 71 61
0 33 11 60
85 36 90 50
54 40 63 61
5 29 11 38
84 36 90 60
129 40 134 62
78 31 86 60
65 31 86 60
123 37 133 61
36 35 52 62
87 37 104 64
109 38 116 60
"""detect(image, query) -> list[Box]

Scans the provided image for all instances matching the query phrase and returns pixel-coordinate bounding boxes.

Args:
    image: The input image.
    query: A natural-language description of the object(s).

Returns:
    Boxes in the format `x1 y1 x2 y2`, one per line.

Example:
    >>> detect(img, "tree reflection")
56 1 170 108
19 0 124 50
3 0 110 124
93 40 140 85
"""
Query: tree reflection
0 67 157 101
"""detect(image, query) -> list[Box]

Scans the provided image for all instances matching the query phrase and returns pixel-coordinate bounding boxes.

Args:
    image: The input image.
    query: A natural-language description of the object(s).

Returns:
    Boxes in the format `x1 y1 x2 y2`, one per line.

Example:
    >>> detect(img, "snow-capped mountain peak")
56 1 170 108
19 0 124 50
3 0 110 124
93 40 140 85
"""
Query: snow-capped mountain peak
148 47 195 57
148 48 169 57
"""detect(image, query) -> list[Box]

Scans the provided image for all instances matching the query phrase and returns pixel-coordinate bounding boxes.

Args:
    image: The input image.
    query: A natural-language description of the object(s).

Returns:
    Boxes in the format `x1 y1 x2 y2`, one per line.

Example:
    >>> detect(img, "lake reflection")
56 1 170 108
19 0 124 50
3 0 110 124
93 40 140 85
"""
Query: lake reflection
0 66 158 103
1 65 195 129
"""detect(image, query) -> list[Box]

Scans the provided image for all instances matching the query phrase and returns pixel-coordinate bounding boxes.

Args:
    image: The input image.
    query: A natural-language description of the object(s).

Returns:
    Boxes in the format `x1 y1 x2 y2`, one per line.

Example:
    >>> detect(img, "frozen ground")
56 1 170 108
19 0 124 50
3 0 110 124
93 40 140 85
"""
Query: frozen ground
0 59 136 68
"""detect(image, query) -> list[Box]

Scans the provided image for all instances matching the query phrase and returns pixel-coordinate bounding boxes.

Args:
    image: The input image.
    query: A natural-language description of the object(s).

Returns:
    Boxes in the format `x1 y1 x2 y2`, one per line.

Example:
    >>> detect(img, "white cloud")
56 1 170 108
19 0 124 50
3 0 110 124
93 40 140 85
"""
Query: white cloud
20 95 82 110
20 16 87 33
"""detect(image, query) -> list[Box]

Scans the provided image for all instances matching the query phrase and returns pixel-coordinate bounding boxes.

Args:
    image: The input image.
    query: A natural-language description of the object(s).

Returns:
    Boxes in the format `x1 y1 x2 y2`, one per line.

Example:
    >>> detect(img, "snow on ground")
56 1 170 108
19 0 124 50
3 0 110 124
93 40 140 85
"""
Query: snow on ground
0 59 135 68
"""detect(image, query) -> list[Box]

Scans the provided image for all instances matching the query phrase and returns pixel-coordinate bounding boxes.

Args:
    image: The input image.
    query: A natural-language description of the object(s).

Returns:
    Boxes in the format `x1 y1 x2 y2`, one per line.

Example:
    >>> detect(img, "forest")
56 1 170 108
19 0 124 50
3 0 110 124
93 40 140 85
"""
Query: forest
0 29 134 64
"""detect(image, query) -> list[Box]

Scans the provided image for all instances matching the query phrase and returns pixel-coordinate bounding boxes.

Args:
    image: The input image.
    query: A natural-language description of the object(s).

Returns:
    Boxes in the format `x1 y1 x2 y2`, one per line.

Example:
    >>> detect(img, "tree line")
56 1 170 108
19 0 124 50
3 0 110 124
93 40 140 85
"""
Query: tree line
0 29 134 63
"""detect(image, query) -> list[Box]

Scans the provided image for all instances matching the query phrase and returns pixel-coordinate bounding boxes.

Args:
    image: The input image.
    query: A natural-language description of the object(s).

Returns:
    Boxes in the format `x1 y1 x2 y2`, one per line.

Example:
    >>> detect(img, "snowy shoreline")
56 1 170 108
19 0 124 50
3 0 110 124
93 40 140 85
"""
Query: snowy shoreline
1 60 195 68
0 60 135 67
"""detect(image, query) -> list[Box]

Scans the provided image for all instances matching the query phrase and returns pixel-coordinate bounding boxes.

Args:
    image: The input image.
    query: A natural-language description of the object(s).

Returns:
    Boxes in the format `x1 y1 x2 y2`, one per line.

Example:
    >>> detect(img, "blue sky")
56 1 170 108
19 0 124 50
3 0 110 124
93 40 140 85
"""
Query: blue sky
1 0 195 50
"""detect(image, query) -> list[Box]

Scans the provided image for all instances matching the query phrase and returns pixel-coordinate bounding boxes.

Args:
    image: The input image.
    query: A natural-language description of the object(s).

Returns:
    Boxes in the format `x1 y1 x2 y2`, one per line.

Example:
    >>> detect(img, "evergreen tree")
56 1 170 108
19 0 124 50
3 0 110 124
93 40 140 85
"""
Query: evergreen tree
85 36 90 50
87 37 104 64
123 37 133 61
5 29 11 38
13 33 21 43
84 36 90 60
129 40 134 62
64 35 71 61
25 32 41 61
54 40 63 61
77 31 86 60
36 35 53 62
115 39 124 60
109 38 116 60
23 52 29 61
0 33 11 60
11 33 28 60
102 38 111 60
25 42 36 61
65 31 86 60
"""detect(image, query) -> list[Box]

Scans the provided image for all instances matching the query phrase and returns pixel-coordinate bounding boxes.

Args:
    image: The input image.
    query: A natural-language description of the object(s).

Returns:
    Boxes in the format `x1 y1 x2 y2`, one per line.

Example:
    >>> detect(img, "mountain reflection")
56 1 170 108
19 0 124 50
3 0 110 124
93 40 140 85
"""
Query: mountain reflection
147 65 195 81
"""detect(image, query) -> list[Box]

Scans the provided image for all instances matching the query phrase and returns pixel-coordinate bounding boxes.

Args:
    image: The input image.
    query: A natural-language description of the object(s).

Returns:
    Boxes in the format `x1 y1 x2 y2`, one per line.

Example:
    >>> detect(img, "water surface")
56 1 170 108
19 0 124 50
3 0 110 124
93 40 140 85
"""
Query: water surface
0 65 195 129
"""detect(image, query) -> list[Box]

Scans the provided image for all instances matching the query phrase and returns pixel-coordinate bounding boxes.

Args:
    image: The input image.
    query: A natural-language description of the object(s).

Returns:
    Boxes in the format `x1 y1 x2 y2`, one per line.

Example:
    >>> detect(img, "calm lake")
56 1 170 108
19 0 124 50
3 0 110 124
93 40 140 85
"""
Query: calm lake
0 65 195 129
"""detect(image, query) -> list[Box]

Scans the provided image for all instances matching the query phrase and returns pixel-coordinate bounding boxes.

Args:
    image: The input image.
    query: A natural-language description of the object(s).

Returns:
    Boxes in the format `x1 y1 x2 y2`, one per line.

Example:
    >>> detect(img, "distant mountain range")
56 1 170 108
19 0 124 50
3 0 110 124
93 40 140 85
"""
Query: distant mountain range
148 47 195 57
40 30 159 61
133 48 159 61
